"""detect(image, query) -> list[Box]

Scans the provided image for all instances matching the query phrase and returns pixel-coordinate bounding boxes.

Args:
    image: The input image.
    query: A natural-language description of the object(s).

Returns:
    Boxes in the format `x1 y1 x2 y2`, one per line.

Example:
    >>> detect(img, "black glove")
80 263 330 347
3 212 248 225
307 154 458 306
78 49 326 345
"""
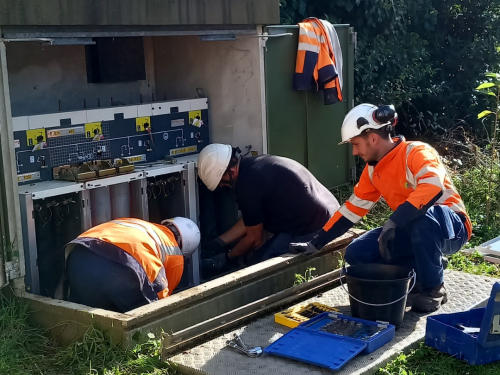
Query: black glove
289 241 317 254
378 219 397 262
202 237 228 257
201 250 241 274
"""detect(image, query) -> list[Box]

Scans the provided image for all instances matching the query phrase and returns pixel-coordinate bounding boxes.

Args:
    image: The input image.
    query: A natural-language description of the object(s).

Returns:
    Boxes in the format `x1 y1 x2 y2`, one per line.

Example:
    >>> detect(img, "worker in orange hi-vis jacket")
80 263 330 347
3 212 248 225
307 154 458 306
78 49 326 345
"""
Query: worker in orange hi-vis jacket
291 104 471 313
56 217 200 313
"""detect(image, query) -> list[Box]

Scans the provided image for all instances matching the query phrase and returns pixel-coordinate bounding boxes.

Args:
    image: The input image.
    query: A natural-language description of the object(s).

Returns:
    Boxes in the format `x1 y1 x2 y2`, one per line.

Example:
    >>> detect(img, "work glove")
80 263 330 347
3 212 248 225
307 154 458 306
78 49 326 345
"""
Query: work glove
202 237 229 257
201 251 241 273
201 253 227 272
378 219 397 263
289 241 317 254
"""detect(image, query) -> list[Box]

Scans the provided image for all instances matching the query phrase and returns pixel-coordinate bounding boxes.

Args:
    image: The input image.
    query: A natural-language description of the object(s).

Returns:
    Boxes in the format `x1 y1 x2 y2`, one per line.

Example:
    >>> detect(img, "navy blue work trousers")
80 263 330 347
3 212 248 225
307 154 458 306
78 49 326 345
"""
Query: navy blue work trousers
67 245 149 313
344 205 468 289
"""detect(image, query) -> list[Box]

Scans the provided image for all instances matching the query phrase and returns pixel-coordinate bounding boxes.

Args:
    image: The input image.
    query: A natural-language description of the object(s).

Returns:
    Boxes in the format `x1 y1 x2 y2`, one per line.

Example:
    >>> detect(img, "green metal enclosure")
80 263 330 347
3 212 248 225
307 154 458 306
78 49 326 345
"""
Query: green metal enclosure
265 25 356 190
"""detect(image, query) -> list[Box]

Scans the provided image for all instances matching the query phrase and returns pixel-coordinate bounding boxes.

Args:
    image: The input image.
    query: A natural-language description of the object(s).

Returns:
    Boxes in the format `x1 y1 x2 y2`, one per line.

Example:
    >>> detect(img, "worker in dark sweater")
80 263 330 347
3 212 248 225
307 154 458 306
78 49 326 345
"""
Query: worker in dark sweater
198 144 340 270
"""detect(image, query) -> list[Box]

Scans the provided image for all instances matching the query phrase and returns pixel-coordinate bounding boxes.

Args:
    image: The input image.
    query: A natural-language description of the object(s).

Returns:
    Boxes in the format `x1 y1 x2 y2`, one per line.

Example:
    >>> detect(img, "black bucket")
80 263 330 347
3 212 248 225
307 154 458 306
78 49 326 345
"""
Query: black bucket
341 264 415 327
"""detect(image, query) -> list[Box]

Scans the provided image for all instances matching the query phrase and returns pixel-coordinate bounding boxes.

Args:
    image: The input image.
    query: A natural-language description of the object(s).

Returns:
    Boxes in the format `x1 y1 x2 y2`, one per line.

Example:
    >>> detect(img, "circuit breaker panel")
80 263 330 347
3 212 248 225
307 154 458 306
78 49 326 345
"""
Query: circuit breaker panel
13 98 209 184
16 98 208 296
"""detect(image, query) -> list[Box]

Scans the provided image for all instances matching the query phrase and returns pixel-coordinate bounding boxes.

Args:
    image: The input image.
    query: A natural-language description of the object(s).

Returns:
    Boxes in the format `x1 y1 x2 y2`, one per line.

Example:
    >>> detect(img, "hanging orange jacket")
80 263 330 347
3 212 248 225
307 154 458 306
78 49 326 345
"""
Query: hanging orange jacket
66 218 184 302
322 137 472 241
294 18 343 105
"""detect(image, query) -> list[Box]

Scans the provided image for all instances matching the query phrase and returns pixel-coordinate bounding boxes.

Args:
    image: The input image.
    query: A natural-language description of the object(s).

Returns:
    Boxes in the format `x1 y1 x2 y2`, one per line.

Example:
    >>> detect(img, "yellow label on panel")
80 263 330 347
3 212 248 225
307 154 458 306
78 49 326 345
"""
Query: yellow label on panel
26 129 46 147
189 110 202 127
85 122 102 139
47 126 84 139
17 171 41 183
136 117 151 132
170 145 197 156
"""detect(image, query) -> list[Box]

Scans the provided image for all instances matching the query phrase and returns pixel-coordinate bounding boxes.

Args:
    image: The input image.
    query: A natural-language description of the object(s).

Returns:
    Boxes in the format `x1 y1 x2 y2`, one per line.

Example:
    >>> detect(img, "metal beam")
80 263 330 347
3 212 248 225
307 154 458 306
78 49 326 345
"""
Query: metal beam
1 25 259 39
0 27 25 286
183 162 200 286
0 0 280 26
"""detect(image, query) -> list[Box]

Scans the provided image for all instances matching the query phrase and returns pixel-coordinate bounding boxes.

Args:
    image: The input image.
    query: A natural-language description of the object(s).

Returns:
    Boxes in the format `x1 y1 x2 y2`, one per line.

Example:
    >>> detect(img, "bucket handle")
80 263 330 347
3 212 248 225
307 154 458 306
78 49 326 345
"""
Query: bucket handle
339 267 416 307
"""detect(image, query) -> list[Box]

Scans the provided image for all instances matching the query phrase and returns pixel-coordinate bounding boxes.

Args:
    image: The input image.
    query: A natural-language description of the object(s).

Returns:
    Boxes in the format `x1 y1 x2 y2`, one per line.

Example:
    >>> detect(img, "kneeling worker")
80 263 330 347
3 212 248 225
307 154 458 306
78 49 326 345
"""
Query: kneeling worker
292 104 471 312
198 144 340 268
61 217 200 313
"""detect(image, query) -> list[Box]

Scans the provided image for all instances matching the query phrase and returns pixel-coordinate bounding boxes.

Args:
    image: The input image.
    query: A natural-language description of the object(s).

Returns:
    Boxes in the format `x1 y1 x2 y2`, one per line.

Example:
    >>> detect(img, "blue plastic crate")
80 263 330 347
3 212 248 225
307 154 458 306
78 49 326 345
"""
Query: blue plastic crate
264 312 395 371
425 282 500 365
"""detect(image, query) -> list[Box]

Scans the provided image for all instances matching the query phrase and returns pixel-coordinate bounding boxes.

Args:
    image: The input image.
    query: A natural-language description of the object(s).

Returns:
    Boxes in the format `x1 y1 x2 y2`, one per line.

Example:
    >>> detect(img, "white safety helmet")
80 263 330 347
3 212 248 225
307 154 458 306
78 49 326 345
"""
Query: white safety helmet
161 217 201 257
198 143 232 191
339 103 398 145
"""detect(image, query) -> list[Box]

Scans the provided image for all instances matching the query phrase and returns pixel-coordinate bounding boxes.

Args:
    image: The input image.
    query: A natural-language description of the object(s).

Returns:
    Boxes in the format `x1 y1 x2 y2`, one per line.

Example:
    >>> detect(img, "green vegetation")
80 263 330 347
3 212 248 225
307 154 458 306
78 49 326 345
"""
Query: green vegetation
293 266 317 286
377 343 500 375
0 294 176 375
280 0 500 140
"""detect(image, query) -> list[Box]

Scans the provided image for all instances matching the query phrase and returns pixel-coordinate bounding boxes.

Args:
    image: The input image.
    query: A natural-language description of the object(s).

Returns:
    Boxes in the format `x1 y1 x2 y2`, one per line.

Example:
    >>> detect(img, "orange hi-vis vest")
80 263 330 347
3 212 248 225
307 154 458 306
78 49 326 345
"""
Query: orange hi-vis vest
66 218 184 302
294 18 343 105
324 137 472 239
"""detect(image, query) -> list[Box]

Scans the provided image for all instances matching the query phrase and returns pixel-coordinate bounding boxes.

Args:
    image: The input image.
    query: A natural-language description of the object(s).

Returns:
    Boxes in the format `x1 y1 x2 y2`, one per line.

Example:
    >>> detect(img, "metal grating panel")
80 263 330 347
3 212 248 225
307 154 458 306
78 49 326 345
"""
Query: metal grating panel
46 123 111 166
170 270 499 375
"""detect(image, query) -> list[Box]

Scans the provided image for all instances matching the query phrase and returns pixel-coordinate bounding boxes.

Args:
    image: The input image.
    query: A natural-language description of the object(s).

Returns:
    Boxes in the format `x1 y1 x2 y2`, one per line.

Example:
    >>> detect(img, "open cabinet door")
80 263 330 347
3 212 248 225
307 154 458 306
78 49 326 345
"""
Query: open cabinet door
264 24 356 190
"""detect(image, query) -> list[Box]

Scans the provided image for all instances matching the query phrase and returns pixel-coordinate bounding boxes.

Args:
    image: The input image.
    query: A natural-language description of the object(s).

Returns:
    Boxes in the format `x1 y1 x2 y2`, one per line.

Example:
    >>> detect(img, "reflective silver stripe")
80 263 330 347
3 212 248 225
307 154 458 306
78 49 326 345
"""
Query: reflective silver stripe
418 176 445 189
298 42 320 53
368 166 375 183
339 205 362 223
415 166 442 179
406 141 427 154
436 190 454 204
448 202 467 213
349 194 376 210
299 27 326 43
124 218 182 258
405 142 431 189
111 220 164 261
436 190 466 212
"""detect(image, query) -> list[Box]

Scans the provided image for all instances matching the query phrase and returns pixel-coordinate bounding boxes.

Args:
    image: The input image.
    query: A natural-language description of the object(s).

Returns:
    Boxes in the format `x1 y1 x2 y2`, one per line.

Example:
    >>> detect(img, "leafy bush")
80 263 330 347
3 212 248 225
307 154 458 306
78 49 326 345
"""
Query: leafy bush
279 0 500 138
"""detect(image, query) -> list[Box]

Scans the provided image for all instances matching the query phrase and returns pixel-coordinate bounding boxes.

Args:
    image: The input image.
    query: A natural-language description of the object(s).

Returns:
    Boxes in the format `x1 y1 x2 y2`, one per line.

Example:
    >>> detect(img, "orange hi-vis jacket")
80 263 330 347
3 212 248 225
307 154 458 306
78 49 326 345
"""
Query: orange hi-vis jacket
294 18 343 105
66 218 184 302
323 137 472 240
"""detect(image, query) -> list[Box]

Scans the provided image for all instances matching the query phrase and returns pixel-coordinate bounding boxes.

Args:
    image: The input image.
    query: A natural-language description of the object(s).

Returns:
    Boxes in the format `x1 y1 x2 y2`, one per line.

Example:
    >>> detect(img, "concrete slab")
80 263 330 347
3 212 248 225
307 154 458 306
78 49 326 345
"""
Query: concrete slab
20 230 362 348
169 270 499 375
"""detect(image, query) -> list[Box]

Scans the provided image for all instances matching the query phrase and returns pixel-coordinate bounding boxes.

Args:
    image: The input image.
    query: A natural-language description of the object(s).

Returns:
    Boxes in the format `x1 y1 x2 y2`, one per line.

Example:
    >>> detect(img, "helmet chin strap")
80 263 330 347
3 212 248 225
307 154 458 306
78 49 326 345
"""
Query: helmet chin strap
163 221 183 249
226 147 242 189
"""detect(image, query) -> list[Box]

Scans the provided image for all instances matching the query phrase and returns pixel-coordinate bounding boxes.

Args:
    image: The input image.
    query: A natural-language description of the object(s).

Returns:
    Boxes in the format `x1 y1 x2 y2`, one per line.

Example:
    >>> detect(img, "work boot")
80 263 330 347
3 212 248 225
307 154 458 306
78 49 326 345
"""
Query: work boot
407 258 448 308
405 281 423 308
411 283 448 313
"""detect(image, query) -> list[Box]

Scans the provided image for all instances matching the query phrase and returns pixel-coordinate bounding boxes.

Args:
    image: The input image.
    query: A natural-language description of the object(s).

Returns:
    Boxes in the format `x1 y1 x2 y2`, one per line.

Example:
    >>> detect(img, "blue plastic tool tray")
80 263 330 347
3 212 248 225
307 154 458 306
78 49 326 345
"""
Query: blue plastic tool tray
264 312 396 371
425 282 500 365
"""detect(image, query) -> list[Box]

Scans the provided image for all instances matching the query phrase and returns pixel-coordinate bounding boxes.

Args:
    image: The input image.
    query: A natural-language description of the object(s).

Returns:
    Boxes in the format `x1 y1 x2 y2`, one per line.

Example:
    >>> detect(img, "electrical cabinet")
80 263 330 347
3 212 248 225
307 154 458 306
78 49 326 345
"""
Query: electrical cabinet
5 22 354 300
16 99 207 296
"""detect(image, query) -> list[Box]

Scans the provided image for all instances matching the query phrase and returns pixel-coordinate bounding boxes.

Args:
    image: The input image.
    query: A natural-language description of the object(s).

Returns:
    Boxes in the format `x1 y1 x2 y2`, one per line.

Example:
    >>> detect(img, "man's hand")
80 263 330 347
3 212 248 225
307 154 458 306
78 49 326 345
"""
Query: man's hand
378 219 397 262
289 242 317 254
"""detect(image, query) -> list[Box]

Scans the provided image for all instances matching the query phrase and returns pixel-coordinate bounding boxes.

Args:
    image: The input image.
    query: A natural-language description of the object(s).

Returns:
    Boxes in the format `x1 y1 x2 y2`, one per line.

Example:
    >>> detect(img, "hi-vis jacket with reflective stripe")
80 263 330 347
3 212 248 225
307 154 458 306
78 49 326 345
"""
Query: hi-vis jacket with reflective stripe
67 218 183 302
322 137 472 241
294 18 343 105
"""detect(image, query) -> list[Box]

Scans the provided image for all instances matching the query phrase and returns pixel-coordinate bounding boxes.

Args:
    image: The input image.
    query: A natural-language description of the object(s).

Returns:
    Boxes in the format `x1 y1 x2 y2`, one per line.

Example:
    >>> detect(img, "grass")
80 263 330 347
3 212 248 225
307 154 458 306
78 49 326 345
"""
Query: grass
0 293 177 375
378 343 500 375
2 149 500 375
293 266 317 286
